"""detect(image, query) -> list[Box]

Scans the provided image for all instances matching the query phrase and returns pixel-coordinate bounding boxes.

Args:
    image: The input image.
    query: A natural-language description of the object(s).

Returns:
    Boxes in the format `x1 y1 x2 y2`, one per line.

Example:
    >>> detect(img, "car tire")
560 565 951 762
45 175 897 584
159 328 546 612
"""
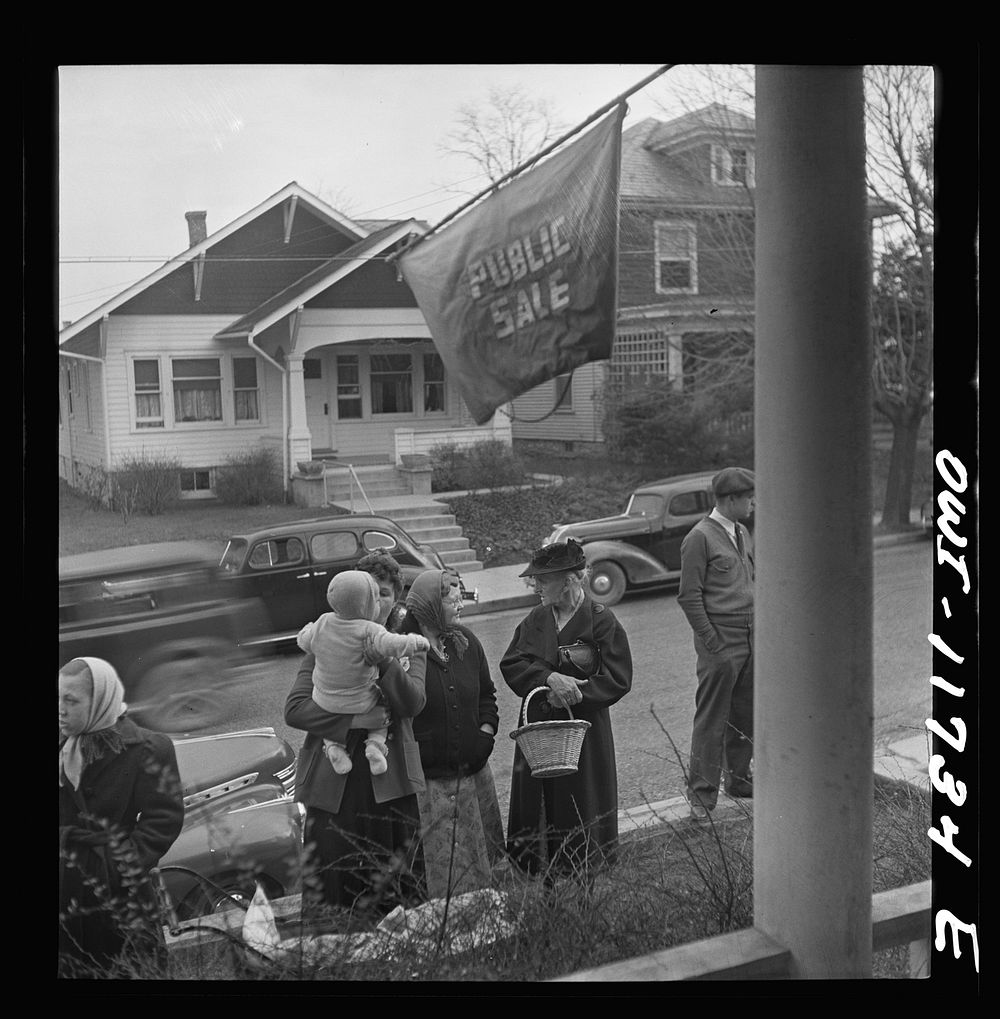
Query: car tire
127 639 236 733
589 561 627 606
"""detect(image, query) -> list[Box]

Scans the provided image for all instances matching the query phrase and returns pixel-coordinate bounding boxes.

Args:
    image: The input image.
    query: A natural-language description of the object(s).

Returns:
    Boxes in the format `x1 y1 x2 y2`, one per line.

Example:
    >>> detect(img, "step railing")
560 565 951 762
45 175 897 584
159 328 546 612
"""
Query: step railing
324 462 374 515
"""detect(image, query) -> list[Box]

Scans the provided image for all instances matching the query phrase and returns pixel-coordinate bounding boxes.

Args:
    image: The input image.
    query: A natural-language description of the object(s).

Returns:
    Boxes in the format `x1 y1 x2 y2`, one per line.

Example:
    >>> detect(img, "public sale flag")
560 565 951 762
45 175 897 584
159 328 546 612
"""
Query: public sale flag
399 105 625 425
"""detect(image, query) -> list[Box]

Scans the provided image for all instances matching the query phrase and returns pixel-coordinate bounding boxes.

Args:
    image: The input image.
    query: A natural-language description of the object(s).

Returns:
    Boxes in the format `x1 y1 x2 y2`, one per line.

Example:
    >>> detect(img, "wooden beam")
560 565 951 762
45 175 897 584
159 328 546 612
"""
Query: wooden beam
872 880 931 951
284 195 299 244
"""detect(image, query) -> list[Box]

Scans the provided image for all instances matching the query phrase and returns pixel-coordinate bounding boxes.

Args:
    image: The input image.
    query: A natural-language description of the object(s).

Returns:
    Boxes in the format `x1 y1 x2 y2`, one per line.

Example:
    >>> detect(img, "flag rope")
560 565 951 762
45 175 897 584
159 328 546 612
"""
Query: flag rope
390 64 678 261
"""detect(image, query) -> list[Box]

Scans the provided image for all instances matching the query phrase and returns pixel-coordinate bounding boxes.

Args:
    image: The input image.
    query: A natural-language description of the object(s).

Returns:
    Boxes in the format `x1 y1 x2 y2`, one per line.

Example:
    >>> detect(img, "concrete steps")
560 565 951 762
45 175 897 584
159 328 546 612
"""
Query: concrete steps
325 490 485 574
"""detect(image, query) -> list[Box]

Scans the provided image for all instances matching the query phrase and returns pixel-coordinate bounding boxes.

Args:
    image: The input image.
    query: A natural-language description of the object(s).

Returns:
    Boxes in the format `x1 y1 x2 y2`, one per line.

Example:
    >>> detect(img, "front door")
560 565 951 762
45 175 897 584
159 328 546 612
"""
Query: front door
303 356 331 451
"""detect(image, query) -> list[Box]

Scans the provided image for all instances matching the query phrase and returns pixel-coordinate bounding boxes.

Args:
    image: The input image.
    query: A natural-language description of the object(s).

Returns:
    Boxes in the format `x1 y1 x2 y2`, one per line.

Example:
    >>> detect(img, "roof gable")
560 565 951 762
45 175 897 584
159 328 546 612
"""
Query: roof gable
59 182 370 344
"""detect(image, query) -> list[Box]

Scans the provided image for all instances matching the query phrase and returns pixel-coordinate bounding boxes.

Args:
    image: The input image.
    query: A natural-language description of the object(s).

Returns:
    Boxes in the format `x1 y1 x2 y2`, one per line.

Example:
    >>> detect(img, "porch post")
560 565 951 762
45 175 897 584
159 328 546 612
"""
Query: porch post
667 333 683 391
286 352 313 467
753 65 874 977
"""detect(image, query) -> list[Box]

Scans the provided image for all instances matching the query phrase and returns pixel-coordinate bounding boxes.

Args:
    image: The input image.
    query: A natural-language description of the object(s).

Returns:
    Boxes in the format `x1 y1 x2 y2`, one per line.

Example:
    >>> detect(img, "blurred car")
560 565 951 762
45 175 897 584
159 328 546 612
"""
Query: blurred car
921 498 933 537
218 513 476 651
545 471 752 606
158 727 303 920
59 543 269 733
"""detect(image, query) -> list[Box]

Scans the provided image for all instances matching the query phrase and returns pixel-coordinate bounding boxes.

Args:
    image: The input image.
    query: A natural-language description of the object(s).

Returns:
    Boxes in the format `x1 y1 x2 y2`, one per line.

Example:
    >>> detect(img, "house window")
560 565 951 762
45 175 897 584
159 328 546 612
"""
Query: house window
172 358 222 422
303 358 322 380
133 358 163 429
370 354 413 414
63 365 73 420
553 373 573 412
711 144 755 187
654 221 698 294
336 355 362 419
233 357 260 422
179 468 213 498
423 353 446 413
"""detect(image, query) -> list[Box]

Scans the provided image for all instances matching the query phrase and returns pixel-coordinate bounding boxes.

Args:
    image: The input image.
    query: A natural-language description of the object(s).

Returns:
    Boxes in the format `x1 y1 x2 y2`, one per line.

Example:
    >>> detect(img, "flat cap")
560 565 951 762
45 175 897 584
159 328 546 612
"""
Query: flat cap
712 467 756 497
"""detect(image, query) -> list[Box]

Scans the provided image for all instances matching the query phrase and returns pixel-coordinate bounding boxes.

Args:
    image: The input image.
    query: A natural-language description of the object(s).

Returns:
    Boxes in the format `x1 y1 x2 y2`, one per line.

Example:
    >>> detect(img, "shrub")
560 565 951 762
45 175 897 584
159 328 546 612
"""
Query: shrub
110 453 182 516
601 378 754 474
428 439 528 493
215 447 284 506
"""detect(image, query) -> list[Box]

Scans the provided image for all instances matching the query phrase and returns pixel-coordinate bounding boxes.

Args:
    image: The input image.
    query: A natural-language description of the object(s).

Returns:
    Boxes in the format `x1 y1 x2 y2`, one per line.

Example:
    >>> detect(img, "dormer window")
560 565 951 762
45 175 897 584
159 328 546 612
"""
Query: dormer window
711 144 755 187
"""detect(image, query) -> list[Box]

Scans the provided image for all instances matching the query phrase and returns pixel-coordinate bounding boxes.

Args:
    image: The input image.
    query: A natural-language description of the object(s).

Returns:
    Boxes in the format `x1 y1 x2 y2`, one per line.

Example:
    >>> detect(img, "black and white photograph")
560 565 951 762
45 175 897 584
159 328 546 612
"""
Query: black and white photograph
48 61 978 989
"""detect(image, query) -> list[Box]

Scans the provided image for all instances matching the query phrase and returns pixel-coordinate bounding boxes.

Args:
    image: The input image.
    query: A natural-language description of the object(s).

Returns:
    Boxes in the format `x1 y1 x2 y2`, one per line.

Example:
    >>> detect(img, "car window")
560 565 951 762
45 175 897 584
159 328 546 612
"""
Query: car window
311 531 359 562
363 531 399 553
219 538 248 572
625 493 664 518
668 491 708 517
248 537 305 569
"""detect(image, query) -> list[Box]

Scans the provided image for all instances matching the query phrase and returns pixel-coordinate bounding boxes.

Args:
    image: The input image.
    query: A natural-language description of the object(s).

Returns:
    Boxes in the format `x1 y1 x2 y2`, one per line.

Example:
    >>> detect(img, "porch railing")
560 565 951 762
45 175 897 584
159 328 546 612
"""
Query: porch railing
323 462 375 515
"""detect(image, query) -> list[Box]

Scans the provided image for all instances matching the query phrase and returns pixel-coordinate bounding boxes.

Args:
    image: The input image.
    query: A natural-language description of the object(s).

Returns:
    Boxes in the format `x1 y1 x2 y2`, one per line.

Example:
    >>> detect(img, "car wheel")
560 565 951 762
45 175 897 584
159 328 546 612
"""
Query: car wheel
127 640 236 733
589 561 626 606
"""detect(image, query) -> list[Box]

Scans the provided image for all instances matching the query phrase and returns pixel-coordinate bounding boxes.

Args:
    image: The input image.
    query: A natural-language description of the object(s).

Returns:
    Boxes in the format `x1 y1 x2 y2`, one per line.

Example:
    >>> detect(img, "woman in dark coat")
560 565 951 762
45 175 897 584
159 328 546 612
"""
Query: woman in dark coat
59 657 184 977
397 569 504 900
500 539 632 880
284 551 427 921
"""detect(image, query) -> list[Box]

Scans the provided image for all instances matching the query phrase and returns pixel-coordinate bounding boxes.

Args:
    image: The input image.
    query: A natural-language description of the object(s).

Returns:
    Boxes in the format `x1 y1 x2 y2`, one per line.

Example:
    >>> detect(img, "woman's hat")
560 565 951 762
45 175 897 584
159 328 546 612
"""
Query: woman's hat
518 538 587 577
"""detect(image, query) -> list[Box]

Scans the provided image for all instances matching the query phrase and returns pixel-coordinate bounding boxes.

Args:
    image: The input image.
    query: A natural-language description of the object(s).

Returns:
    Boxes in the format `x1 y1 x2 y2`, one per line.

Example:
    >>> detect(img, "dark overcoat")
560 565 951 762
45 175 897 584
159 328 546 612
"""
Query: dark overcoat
58 716 184 973
500 597 632 875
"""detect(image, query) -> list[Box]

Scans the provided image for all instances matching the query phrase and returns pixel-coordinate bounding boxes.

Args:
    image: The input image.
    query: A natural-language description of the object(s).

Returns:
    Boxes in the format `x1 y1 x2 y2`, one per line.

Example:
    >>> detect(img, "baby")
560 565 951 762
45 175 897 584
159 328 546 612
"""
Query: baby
297 570 430 776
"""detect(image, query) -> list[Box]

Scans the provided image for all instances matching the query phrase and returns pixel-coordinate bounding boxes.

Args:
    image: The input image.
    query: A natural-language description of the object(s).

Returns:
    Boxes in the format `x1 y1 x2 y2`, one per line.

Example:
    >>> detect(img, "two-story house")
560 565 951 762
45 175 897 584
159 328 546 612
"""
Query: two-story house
507 103 766 447
58 182 512 504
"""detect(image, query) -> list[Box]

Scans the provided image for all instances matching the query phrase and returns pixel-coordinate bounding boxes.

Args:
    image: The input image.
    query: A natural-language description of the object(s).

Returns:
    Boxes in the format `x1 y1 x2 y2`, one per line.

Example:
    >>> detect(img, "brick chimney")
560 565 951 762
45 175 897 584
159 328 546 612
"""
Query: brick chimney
185 210 208 247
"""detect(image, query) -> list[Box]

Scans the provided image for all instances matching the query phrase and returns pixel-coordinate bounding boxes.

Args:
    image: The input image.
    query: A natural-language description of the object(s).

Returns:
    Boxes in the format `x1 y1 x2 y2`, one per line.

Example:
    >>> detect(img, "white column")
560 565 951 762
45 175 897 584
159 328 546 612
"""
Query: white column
286 353 313 466
753 65 874 978
667 334 683 391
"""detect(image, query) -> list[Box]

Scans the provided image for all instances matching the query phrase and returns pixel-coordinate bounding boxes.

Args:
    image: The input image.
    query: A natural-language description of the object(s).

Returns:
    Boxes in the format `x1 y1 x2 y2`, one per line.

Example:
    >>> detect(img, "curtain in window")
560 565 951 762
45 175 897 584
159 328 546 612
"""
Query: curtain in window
174 384 222 421
235 391 259 421
136 393 161 419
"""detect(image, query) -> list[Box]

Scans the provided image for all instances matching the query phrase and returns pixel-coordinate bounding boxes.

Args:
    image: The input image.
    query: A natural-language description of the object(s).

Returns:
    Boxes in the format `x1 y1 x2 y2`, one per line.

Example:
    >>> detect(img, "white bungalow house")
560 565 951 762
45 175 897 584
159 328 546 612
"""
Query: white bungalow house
58 182 512 505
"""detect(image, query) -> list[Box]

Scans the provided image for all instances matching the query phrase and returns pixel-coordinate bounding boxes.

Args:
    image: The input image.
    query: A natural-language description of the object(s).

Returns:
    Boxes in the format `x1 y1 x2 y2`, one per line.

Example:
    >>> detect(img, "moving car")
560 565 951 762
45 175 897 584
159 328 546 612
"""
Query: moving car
545 471 746 606
218 513 475 651
159 727 303 920
59 543 269 732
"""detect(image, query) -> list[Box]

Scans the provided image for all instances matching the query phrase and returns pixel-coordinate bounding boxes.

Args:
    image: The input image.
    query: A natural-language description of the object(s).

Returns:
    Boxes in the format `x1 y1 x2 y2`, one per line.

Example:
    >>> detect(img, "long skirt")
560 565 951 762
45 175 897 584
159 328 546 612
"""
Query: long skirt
416 765 505 901
302 743 422 922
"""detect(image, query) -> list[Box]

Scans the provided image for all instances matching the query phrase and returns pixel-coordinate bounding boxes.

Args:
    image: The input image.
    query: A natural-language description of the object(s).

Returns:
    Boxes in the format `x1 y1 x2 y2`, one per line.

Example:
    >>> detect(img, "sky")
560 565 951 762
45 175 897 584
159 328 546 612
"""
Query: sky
58 63 731 325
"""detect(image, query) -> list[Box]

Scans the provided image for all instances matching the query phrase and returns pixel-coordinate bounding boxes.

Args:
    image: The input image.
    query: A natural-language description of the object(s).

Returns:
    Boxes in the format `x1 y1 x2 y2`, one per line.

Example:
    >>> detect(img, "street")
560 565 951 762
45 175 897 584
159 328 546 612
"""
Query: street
210 540 932 817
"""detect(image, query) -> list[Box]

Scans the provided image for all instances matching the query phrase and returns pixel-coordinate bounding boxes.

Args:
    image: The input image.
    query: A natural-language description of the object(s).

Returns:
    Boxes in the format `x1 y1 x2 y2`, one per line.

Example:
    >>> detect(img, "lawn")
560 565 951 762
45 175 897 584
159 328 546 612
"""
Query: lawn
58 443 932 564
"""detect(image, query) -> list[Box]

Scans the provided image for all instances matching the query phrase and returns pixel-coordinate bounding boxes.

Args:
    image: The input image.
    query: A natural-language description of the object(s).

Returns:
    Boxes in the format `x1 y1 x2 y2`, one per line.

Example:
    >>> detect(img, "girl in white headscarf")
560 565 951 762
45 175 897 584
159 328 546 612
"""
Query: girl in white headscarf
59 657 184 976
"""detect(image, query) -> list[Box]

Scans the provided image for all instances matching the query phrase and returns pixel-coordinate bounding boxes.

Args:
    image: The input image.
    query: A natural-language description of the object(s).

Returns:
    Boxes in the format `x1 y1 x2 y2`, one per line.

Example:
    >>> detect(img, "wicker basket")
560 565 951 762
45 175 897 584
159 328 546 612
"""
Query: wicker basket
510 686 591 778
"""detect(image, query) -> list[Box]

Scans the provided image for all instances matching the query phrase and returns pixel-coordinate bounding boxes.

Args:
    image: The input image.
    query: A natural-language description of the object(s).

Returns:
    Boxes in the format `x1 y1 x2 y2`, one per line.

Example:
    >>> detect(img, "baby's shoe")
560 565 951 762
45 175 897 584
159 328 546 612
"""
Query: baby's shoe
364 738 389 776
324 742 353 775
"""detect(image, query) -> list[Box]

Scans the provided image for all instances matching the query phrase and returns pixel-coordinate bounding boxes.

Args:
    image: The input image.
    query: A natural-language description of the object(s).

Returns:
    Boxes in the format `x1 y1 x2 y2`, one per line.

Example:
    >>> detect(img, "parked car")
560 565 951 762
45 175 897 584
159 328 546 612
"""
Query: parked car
218 514 476 651
59 543 269 733
159 727 303 921
545 471 750 606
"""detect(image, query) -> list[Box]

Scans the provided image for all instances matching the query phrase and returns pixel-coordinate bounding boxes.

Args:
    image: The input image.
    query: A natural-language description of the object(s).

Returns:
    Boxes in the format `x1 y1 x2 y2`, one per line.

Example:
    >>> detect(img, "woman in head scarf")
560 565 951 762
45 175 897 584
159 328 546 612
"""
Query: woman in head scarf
397 569 504 900
58 657 184 976
501 539 633 882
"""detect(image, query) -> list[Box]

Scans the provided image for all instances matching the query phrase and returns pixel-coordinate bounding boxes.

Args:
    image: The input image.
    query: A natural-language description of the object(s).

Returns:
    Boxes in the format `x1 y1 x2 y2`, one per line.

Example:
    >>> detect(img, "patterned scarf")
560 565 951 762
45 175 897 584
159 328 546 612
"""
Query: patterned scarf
405 570 469 659
59 657 127 790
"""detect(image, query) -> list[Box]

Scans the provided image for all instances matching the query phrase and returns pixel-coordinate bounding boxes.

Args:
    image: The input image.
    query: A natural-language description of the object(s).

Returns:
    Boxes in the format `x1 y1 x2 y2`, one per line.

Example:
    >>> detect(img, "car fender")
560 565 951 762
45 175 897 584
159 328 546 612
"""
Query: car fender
581 540 679 586
160 785 303 908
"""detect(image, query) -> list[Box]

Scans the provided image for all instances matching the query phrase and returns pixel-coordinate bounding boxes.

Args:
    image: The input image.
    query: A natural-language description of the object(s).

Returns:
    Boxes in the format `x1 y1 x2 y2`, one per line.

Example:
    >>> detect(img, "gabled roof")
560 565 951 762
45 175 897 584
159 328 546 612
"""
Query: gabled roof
59 182 370 345
645 102 755 151
214 219 426 340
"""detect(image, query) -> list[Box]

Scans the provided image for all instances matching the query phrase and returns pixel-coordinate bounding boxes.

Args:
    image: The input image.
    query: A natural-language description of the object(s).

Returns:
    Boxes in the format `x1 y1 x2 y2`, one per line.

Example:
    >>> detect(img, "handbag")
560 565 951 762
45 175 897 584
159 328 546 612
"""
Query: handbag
556 640 602 679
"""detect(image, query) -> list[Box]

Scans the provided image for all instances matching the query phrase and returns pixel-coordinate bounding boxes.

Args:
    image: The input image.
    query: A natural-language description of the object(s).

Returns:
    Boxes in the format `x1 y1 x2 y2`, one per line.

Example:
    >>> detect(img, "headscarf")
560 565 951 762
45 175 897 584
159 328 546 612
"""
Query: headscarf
59 657 127 790
405 570 469 659
326 570 381 621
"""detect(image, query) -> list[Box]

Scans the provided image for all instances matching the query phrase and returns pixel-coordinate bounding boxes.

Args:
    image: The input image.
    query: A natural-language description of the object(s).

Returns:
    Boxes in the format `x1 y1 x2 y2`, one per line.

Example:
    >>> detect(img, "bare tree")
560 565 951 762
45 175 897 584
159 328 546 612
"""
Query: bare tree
438 85 567 188
865 65 934 528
